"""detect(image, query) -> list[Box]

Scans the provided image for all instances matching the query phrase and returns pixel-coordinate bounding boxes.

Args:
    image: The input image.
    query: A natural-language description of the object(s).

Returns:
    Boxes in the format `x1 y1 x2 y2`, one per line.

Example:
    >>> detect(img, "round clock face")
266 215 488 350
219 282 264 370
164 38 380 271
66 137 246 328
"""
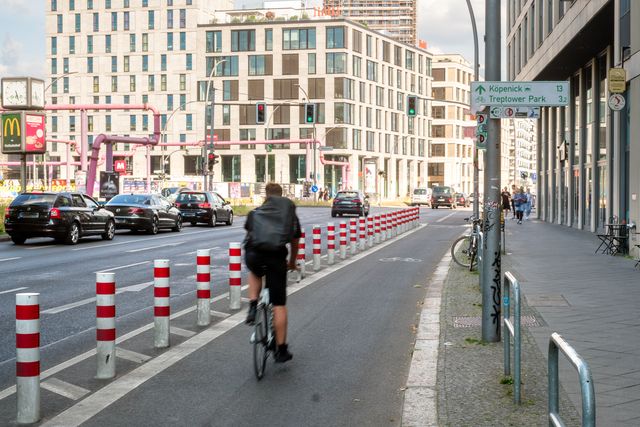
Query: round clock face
2 80 28 106
31 80 45 107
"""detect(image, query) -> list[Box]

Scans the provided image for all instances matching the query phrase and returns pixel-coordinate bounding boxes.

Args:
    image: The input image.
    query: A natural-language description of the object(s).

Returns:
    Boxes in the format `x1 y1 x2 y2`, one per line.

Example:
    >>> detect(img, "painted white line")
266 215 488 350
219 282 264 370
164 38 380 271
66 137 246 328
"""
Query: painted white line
170 327 196 338
126 241 185 253
0 257 21 262
71 229 216 251
174 263 193 267
183 246 221 256
41 378 90 401
115 347 152 364
42 296 97 315
0 286 28 295
436 212 456 223
209 310 230 318
95 261 150 273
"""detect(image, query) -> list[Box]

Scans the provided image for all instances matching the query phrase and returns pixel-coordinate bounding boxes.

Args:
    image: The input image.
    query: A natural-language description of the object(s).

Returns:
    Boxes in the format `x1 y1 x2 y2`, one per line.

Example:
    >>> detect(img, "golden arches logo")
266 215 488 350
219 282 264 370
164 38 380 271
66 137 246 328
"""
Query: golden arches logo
3 117 20 136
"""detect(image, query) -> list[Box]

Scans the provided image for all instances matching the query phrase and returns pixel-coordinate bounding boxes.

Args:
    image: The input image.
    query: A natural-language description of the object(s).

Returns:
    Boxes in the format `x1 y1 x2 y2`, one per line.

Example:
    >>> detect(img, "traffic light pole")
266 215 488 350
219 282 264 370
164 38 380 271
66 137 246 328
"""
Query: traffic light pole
466 0 480 219
208 87 216 191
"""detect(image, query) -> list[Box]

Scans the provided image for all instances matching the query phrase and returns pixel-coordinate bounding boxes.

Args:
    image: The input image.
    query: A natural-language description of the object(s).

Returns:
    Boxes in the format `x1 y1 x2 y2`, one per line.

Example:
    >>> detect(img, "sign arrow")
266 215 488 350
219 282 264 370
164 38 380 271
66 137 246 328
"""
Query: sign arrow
475 85 486 95
116 281 154 293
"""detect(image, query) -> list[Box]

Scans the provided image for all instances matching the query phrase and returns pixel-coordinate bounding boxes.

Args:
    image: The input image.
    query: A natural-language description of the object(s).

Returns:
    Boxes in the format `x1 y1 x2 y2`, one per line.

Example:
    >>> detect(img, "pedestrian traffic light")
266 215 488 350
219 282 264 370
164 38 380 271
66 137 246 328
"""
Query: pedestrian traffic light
207 152 218 171
407 95 417 117
305 103 316 124
256 102 266 124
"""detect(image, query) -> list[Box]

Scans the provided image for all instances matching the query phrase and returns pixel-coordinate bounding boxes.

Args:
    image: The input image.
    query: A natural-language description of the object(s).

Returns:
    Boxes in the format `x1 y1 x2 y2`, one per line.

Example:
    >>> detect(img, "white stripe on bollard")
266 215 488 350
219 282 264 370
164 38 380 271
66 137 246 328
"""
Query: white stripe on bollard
367 217 374 248
196 249 211 326
339 221 347 260
359 217 366 251
381 213 388 241
153 260 170 348
327 223 335 265
312 225 321 271
374 215 381 244
96 272 116 379
228 243 242 310
297 228 306 281
16 292 40 424
349 218 358 255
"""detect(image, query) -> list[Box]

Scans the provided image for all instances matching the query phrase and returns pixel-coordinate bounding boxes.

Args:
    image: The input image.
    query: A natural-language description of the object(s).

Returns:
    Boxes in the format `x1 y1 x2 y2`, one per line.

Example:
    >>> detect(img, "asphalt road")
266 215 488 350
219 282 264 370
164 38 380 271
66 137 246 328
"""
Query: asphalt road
0 205 470 425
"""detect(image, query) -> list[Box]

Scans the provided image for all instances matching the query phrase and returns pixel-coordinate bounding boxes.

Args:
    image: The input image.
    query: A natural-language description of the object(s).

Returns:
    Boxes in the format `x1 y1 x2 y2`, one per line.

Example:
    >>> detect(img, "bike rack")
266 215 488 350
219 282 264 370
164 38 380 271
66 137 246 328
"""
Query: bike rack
502 271 521 404
548 332 596 427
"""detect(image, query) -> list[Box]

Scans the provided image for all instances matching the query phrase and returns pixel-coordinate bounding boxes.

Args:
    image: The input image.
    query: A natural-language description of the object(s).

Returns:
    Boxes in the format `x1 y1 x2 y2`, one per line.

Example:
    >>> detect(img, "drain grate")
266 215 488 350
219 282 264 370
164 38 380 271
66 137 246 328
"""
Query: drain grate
453 315 541 328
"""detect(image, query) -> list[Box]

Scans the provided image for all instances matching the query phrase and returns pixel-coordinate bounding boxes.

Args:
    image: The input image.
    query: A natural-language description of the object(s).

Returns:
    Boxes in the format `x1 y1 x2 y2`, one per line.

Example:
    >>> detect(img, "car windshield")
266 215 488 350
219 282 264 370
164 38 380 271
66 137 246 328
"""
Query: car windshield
433 187 452 195
176 193 206 203
413 189 427 195
11 194 57 206
107 194 151 205
336 192 359 199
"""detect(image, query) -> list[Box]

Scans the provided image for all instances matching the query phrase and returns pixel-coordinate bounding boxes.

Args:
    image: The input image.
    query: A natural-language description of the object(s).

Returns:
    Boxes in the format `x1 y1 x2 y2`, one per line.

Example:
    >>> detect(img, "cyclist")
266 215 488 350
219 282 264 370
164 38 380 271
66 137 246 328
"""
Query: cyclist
244 183 301 363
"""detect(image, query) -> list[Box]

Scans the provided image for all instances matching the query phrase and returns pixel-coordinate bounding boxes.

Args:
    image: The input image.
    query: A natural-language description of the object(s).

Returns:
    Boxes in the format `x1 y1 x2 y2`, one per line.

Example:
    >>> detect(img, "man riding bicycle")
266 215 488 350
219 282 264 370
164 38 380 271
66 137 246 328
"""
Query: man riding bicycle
244 183 301 363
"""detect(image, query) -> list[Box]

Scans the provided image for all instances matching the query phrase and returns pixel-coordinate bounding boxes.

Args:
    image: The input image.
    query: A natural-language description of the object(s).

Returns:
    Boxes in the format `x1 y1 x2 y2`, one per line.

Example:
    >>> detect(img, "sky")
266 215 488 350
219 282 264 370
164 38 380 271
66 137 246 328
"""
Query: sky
0 0 504 80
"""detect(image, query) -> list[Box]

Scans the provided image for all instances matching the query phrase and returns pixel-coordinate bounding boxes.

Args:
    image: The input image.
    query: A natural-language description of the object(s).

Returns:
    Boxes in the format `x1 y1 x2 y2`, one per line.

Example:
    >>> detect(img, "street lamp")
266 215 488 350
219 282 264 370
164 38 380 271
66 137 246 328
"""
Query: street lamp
465 0 480 218
295 84 317 198
203 58 227 191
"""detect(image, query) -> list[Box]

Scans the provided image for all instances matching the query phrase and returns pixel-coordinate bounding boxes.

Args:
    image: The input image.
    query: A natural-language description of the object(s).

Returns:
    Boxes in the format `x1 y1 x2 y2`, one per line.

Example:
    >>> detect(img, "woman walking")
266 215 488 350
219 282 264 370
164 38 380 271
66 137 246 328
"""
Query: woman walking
501 187 511 218
513 187 526 224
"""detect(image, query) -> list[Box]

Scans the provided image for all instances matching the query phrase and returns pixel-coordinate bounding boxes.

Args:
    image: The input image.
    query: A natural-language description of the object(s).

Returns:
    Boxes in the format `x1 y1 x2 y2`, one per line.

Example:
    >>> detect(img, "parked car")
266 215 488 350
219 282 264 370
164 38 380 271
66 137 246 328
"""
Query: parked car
174 191 234 227
4 192 116 245
431 186 456 209
410 188 432 206
331 191 370 217
454 193 470 207
161 187 191 203
105 194 182 234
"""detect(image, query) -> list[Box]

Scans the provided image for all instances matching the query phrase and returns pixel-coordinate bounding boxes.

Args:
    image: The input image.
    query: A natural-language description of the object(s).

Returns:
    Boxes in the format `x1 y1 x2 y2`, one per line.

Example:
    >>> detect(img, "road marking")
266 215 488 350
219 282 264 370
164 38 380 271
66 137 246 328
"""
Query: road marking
436 212 456 223
95 261 150 273
171 327 196 338
184 246 220 255
210 310 230 318
0 257 21 262
39 225 427 426
116 347 152 364
42 296 97 314
0 287 28 295
70 229 217 251
126 241 185 253
41 378 90 401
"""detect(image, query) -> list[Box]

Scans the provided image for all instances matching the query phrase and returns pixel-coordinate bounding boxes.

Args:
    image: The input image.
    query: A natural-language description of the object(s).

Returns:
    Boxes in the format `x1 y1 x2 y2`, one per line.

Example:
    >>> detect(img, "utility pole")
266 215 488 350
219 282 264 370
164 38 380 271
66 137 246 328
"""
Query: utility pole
208 87 216 191
482 0 501 343
466 0 480 219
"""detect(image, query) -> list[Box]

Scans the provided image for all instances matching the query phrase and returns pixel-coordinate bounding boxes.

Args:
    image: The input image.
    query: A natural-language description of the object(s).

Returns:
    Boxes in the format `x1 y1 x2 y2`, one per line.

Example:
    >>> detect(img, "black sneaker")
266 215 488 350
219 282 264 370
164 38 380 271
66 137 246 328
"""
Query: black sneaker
274 344 293 363
245 303 257 325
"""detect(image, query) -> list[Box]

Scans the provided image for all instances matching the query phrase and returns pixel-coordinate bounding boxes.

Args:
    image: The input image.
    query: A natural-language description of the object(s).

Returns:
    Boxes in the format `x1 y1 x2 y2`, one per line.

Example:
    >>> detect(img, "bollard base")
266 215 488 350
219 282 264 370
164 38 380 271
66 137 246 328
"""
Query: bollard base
16 376 40 425
96 341 116 379
229 286 242 310
197 299 211 326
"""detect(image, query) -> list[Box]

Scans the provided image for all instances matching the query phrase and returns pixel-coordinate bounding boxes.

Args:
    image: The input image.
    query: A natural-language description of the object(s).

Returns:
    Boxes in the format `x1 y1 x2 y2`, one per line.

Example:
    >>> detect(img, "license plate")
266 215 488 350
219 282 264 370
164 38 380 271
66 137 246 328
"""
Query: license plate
438 198 444 201
183 212 195 217
19 212 39 218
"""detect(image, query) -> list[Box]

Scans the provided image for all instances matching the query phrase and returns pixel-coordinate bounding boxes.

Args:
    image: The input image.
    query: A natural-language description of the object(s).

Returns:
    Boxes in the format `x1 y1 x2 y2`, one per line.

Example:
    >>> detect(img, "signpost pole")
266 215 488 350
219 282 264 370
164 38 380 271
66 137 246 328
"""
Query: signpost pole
20 154 27 193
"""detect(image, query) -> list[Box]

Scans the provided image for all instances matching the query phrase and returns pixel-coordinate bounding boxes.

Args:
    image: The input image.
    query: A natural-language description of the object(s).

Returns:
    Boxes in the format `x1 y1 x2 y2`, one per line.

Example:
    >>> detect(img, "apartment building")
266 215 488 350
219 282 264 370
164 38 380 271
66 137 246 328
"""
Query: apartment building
428 54 475 194
502 118 536 190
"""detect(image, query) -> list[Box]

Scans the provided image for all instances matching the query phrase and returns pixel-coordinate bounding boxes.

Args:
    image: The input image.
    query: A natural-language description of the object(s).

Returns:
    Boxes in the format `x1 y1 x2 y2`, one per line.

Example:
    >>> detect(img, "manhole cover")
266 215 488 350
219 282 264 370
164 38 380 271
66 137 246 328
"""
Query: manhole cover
453 315 541 328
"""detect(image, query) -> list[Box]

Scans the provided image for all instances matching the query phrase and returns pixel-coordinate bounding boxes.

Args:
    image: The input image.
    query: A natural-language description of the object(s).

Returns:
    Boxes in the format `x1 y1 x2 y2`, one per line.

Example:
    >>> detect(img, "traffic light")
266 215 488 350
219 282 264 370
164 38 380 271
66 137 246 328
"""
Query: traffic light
207 152 218 171
407 95 417 117
256 102 266 124
305 103 316 124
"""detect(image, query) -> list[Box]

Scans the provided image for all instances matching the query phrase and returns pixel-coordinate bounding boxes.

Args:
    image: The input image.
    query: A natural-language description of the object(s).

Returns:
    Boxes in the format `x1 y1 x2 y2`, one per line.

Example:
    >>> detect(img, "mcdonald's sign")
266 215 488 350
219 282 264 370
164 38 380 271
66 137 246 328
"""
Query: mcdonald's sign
1 113 23 153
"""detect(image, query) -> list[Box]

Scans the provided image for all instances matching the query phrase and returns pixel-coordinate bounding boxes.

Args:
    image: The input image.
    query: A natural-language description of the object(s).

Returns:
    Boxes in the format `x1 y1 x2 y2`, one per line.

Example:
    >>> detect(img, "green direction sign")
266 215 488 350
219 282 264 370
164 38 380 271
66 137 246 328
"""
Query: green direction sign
1 112 23 153
471 81 570 112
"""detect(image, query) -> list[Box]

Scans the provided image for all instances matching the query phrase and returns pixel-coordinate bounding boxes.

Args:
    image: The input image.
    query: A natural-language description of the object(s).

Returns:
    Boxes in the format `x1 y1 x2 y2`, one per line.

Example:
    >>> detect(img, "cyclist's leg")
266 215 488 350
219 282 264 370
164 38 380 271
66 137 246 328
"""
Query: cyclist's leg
265 254 288 345
245 249 265 323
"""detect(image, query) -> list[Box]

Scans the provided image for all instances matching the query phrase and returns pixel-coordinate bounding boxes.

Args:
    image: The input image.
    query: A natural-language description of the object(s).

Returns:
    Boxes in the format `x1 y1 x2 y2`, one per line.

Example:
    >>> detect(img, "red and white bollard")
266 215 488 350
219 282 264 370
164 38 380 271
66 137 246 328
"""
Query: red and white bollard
312 225 321 271
154 260 170 348
297 228 306 280
358 217 366 251
96 272 116 379
415 206 420 227
400 210 406 233
339 221 347 260
16 293 40 424
374 215 381 244
349 218 358 254
327 222 335 265
381 213 387 242
196 249 211 326
367 217 374 248
392 211 398 237
229 243 242 310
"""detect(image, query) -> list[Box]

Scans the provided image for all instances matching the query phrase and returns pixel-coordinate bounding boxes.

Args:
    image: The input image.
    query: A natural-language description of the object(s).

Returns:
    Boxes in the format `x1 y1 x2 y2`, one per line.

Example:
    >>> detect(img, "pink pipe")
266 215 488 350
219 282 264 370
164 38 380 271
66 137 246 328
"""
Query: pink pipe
0 161 82 166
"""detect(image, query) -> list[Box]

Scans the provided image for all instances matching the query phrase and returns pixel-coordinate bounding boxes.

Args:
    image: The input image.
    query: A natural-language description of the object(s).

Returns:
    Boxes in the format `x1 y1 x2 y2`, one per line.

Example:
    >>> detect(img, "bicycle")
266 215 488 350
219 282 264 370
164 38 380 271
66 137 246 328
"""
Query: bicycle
250 286 275 380
451 216 482 270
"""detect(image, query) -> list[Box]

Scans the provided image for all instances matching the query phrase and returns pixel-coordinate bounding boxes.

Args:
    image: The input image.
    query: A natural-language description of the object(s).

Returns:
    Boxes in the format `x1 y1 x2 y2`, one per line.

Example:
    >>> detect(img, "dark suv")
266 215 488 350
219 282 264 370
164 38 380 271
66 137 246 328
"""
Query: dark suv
431 186 456 209
331 191 370 217
4 192 116 245
175 191 234 227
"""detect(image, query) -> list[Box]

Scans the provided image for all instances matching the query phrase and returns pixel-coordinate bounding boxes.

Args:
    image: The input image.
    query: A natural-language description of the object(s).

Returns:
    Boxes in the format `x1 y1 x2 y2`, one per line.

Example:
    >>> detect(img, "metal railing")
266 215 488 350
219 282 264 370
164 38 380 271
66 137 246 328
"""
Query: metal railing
503 271 521 404
548 332 596 427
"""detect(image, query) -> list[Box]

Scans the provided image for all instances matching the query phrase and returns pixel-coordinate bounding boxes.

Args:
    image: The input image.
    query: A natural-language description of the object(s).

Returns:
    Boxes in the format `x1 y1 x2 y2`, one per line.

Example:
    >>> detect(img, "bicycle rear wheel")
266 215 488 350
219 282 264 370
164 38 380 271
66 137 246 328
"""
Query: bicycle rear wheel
451 235 474 268
253 305 269 380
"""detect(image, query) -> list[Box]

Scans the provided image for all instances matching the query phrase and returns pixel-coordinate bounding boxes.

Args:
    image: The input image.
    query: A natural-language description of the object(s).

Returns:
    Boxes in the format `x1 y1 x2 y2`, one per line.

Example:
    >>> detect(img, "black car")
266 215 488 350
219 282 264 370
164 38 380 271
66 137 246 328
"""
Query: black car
331 191 370 217
431 186 456 209
105 194 182 234
4 192 116 245
175 191 234 227
455 193 470 207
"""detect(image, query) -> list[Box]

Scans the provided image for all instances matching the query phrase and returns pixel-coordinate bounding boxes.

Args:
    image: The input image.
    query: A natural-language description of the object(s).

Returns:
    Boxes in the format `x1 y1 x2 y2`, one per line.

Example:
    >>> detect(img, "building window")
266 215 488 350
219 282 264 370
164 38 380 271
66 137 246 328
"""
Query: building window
308 53 316 74
223 80 239 101
231 30 256 52
110 76 117 91
148 10 155 29
130 115 136 131
124 11 130 30
167 9 173 28
273 79 298 100
123 56 130 72
93 76 100 93
179 94 186 110
161 54 167 71
130 75 136 91
167 32 174 51
186 114 193 130
247 80 264 100
179 9 186 28
142 115 148 131
69 36 75 54
326 53 346 74
222 155 241 182
63 77 69 93
366 60 378 81
265 29 273 51
283 28 316 50
186 53 192 70
206 56 239 76
92 12 99 31
326 26 345 48
179 74 186 91
167 94 173 111
105 0 111 7
353 56 361 77
129 34 136 52
87 35 94 53
206 31 222 52
142 33 149 51
161 74 167 91
51 0 57 11
179 32 186 50
148 75 155 91
282 54 299 75
87 57 94 73
405 51 414 70
249 55 272 75
142 55 148 71
105 35 112 53
111 12 117 31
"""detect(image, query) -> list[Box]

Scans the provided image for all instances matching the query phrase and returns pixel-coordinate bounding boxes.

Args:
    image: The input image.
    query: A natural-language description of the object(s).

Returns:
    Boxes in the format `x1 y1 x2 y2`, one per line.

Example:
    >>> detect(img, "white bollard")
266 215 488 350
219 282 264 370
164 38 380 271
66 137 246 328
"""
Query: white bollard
312 225 321 271
339 221 347 260
16 293 40 424
349 218 358 254
297 228 306 281
367 217 374 248
154 260 170 348
374 215 381 244
196 249 211 326
381 213 387 242
96 272 116 379
327 222 335 265
359 217 366 251
229 243 242 310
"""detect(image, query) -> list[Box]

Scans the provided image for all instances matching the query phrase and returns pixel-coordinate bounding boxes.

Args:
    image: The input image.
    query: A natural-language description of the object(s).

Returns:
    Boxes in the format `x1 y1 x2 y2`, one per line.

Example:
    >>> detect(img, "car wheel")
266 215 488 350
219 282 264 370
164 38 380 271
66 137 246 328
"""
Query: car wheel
148 217 159 235
225 212 234 226
208 213 217 227
102 220 116 240
65 222 80 245
11 235 26 245
190 221 197 226
172 216 183 232
331 211 337 217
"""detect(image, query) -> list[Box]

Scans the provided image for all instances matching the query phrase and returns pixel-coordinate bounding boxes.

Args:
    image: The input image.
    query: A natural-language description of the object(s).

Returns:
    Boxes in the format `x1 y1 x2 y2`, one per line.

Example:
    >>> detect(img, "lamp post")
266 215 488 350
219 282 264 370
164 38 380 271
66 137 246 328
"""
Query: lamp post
203 59 227 191
465 0 480 218
295 84 317 199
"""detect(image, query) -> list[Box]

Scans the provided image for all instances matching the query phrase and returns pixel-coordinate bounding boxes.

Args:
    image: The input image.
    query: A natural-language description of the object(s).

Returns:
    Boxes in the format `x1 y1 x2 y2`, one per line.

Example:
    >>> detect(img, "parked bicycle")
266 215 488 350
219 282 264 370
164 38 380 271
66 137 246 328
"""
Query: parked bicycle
451 216 482 270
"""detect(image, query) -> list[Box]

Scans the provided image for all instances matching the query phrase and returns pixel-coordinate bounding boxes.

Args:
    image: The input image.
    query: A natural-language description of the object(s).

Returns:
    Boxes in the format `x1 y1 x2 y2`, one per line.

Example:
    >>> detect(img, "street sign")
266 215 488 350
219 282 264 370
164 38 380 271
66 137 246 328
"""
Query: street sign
476 113 487 150
318 146 334 151
608 94 626 111
471 81 569 112
608 68 626 94
311 185 319 193
489 106 540 119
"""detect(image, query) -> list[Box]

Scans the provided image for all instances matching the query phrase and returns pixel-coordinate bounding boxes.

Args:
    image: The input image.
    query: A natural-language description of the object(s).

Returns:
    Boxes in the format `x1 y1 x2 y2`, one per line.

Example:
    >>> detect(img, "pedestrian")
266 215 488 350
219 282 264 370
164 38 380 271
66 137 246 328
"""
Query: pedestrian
510 185 517 219
501 187 511 217
244 183 301 363
513 187 526 224
318 188 324 201
524 188 533 220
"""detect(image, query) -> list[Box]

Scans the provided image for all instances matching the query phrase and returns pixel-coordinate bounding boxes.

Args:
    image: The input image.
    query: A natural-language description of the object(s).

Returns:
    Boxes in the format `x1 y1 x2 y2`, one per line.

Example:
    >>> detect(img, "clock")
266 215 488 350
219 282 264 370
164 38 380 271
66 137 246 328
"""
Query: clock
30 79 45 109
1 78 28 108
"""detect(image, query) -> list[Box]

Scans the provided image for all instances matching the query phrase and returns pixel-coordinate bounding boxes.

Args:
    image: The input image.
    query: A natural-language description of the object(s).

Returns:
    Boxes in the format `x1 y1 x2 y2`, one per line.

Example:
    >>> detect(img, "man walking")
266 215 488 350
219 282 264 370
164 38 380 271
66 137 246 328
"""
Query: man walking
244 183 301 363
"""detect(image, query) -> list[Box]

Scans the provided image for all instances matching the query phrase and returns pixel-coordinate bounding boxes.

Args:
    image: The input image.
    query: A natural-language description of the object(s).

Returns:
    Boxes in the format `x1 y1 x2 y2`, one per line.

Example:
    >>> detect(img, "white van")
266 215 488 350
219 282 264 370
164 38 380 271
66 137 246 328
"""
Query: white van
411 188 432 206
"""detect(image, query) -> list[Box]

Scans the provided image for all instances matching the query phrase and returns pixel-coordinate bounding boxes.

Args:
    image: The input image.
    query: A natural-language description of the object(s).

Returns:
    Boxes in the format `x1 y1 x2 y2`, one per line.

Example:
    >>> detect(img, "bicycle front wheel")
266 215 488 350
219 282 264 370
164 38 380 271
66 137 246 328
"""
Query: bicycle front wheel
451 235 474 268
253 306 269 380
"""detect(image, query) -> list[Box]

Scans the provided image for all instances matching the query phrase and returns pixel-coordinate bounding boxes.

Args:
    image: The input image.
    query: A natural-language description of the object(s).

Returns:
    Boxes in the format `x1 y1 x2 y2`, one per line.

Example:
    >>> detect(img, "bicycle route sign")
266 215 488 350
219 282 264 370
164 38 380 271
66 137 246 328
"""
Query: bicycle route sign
471 81 570 112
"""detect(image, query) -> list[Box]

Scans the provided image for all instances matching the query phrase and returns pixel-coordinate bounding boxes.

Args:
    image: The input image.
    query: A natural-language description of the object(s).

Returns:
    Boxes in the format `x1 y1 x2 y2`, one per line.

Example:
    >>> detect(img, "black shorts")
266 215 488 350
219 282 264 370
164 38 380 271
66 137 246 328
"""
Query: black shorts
244 249 288 306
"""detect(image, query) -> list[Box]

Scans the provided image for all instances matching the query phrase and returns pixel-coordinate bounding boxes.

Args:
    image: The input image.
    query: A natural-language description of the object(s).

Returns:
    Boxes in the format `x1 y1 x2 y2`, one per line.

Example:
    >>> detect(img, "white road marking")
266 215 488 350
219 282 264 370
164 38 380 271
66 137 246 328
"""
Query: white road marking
95 261 150 273
126 241 185 253
436 212 456 223
71 229 217 251
210 310 230 318
41 378 90 401
0 287 28 295
42 296 97 314
183 246 221 256
39 225 427 426
170 327 196 338
116 347 151 364
0 257 21 262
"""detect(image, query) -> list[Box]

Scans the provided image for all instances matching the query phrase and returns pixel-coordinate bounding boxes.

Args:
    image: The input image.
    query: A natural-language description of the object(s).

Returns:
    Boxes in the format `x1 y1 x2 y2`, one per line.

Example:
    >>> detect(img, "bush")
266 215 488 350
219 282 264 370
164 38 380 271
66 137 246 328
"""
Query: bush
0 204 6 234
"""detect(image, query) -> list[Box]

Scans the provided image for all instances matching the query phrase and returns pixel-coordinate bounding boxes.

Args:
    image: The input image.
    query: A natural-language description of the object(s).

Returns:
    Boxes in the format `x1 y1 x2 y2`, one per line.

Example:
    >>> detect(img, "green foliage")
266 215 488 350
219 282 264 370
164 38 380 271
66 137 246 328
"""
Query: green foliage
289 15 299 21
464 337 488 346
231 17 241 23
301 13 309 19
231 205 253 216
246 15 257 22
500 376 514 385
0 204 6 234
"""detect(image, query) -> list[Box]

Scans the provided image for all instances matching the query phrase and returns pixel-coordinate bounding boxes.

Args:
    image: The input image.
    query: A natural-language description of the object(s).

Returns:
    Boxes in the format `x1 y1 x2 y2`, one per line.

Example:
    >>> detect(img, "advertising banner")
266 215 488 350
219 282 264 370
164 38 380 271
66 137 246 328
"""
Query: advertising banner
24 113 46 153
364 161 377 194
100 171 120 199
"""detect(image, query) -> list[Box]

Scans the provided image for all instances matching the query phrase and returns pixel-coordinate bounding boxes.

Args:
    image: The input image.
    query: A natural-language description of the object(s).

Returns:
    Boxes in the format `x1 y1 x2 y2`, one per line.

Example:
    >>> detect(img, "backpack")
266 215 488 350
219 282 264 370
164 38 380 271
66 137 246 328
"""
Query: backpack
247 196 295 252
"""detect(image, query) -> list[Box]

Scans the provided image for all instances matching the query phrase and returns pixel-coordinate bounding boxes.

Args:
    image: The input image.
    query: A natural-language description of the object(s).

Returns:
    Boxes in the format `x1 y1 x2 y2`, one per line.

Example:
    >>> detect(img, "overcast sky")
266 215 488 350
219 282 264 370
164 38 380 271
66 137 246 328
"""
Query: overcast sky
0 0 504 80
